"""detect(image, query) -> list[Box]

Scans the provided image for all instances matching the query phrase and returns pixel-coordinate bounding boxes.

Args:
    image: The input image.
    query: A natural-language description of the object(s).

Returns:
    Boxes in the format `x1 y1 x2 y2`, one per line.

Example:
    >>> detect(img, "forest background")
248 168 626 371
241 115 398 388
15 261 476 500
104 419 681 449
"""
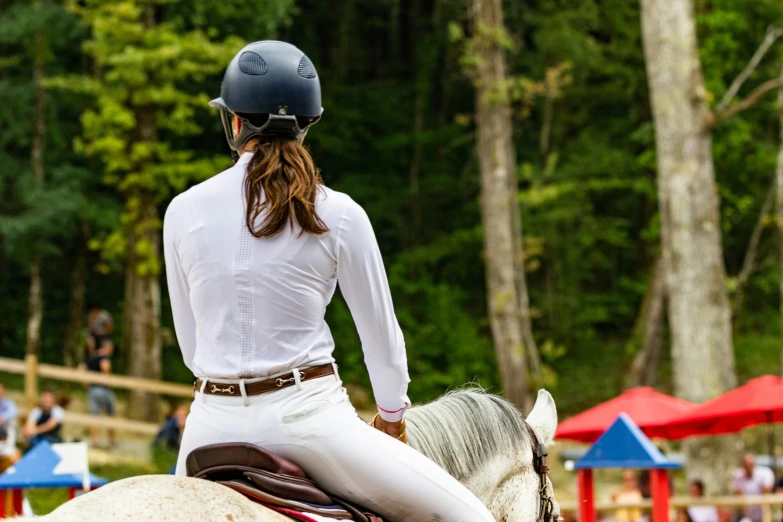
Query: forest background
2 0 783 439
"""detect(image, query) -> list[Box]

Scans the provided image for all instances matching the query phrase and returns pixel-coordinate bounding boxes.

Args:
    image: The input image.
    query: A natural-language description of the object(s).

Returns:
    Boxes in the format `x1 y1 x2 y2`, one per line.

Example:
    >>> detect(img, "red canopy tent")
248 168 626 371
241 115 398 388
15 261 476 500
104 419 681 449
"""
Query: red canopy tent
555 387 696 443
660 375 783 440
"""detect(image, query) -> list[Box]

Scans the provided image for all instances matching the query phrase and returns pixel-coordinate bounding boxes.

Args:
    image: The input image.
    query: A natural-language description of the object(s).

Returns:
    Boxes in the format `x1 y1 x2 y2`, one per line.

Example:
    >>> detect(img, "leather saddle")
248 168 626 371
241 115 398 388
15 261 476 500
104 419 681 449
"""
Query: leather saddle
186 442 384 522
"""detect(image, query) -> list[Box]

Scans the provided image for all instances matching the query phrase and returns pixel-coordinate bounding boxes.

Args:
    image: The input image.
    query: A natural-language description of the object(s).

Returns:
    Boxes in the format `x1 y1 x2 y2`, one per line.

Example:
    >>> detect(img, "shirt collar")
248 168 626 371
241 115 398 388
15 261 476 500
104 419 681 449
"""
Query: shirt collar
237 151 254 167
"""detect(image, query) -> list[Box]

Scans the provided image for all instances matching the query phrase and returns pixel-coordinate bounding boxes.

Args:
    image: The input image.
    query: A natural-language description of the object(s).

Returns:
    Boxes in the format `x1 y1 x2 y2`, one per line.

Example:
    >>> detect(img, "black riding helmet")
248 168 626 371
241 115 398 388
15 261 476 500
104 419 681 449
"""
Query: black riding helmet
210 41 322 158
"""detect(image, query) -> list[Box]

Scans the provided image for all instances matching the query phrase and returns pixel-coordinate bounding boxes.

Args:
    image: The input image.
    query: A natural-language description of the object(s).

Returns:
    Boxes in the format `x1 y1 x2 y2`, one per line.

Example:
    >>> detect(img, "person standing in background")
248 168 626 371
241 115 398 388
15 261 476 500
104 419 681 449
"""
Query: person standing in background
731 453 774 522
86 309 114 357
82 310 117 448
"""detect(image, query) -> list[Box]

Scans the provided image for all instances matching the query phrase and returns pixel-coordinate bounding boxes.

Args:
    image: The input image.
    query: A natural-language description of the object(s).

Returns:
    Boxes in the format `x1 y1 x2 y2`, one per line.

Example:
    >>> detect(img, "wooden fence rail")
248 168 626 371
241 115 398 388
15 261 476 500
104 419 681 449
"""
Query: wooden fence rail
0 355 192 404
14 408 160 437
0 355 191 437
559 494 783 522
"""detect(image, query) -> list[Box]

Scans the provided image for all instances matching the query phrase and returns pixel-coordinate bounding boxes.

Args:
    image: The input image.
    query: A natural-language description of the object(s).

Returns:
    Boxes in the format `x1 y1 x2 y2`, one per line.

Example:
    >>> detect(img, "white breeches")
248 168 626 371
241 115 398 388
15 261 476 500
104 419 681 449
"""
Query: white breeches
176 374 495 522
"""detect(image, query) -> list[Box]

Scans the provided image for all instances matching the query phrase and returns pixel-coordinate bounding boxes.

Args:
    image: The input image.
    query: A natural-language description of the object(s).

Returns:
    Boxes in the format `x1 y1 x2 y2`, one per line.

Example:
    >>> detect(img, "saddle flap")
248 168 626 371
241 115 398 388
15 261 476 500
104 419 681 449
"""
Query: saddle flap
244 470 333 506
217 480 354 520
185 442 307 479
189 442 386 522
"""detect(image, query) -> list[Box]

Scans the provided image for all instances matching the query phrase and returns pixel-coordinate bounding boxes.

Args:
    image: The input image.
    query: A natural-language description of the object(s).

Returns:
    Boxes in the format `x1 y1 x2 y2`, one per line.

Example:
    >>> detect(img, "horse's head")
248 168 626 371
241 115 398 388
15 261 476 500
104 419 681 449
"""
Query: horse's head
488 389 561 522
407 387 560 522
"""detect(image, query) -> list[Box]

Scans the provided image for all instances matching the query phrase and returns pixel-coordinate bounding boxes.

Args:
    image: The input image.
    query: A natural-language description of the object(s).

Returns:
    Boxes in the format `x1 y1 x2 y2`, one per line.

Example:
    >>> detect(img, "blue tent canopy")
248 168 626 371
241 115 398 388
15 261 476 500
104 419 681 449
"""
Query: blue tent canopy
0 441 108 489
575 413 680 469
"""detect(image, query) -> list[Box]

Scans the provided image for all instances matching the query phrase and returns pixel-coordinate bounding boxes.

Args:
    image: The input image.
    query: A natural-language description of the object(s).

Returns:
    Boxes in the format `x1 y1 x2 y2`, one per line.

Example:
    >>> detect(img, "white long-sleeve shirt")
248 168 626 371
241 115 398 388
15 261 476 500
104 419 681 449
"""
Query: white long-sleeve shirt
163 152 411 421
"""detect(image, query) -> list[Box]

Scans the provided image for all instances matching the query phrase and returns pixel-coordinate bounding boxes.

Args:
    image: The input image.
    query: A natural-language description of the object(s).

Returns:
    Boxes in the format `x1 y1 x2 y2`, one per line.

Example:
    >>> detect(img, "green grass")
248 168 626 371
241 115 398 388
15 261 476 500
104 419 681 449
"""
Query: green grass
26 489 69 516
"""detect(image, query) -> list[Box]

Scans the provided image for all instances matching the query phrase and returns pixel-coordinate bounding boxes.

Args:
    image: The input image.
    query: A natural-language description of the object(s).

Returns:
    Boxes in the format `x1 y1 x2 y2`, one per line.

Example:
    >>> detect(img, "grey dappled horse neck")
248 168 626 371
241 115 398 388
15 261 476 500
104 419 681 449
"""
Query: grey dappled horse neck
407 388 560 522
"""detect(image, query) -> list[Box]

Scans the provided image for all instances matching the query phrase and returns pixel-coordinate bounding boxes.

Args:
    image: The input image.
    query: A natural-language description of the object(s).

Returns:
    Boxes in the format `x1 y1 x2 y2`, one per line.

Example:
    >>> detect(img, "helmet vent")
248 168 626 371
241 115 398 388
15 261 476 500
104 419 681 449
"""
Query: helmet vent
297 56 317 79
238 52 268 75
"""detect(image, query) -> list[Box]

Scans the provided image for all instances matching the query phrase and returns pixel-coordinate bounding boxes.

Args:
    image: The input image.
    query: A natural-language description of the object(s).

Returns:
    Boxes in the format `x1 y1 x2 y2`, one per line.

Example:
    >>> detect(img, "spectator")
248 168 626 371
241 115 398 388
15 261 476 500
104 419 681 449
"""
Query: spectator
686 479 718 522
154 404 188 474
676 509 694 522
0 425 20 473
0 383 18 430
716 507 733 522
0 383 18 449
731 453 774 522
22 390 64 447
154 404 188 451
86 309 114 357
82 309 117 448
611 469 643 522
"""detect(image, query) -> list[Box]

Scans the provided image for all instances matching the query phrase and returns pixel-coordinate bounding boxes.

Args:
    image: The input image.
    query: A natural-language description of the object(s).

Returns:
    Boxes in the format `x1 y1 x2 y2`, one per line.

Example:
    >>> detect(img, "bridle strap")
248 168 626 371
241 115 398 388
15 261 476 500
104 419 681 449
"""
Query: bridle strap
524 422 555 522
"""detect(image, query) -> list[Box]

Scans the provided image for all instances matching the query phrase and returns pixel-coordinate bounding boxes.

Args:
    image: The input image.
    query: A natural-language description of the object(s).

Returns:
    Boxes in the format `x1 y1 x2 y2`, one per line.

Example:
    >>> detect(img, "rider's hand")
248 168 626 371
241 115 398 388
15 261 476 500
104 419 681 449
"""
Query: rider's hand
371 414 408 444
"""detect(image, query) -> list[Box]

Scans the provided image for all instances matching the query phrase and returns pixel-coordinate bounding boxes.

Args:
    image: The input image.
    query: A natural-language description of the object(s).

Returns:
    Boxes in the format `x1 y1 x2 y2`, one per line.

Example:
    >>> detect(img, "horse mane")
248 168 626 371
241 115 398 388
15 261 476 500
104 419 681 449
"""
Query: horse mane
406 387 532 482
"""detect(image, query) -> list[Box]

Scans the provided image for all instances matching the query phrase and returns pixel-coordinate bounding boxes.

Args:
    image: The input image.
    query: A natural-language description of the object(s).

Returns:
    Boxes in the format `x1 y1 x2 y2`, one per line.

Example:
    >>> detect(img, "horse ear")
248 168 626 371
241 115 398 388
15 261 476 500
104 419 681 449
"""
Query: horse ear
526 389 558 446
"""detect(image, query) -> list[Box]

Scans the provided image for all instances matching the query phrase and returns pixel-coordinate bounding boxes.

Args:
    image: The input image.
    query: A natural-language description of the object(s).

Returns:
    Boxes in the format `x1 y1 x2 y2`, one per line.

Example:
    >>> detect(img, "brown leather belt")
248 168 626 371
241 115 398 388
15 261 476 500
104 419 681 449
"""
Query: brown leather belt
194 363 335 397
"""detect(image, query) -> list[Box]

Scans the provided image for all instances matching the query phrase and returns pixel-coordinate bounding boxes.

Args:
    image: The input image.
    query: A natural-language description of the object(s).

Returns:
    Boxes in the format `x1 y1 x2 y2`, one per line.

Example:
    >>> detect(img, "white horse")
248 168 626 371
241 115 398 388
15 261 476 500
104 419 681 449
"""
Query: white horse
34 389 559 522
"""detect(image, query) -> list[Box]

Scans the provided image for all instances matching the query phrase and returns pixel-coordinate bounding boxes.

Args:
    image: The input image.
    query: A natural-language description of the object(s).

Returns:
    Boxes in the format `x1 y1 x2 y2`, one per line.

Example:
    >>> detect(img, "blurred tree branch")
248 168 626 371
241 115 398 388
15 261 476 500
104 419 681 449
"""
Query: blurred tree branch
711 78 783 127
732 179 776 322
716 26 781 112
626 256 666 389
710 26 782 128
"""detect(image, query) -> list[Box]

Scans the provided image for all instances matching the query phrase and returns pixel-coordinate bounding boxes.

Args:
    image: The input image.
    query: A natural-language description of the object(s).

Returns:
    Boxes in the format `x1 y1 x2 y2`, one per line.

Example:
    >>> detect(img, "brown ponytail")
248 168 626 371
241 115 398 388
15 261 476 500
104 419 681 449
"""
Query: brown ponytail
244 139 328 238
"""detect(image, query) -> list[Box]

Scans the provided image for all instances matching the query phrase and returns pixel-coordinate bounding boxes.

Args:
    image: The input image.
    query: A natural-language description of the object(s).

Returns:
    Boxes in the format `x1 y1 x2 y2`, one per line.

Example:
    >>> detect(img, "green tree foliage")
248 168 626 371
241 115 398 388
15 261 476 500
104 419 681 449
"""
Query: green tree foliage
53 0 242 274
1 0 781 416
700 0 783 328
0 0 108 362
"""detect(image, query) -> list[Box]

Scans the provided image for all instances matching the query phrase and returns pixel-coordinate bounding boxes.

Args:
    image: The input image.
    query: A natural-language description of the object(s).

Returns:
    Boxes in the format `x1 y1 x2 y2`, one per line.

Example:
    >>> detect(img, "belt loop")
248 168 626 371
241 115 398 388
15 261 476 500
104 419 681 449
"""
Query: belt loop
199 378 208 402
331 362 340 382
293 368 303 391
239 379 249 406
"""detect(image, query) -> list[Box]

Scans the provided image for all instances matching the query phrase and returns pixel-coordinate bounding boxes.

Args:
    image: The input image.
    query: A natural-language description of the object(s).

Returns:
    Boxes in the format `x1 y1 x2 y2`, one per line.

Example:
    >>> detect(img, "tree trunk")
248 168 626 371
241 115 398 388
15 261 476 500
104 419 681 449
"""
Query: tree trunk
777 69 783 376
25 5 46 358
471 0 533 411
125 189 162 421
640 0 738 494
25 262 43 357
510 176 542 380
63 223 88 367
407 0 423 245
333 0 355 82
627 257 666 388
126 3 162 421
409 91 423 245
539 92 554 165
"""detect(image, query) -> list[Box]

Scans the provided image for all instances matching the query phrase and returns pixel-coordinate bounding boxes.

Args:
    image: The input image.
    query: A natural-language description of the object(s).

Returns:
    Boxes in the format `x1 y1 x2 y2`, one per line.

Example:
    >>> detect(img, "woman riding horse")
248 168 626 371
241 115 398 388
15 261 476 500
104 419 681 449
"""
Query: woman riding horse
163 40 496 521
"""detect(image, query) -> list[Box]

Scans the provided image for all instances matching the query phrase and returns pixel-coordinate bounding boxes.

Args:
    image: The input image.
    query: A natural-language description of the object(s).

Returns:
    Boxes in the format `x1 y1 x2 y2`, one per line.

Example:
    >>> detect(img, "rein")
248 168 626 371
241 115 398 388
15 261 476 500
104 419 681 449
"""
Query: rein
524 422 556 522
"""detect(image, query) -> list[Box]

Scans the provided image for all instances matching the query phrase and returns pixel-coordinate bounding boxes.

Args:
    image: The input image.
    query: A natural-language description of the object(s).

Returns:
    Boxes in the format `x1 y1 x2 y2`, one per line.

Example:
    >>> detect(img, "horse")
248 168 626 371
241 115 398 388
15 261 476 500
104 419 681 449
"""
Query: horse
33 388 559 522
